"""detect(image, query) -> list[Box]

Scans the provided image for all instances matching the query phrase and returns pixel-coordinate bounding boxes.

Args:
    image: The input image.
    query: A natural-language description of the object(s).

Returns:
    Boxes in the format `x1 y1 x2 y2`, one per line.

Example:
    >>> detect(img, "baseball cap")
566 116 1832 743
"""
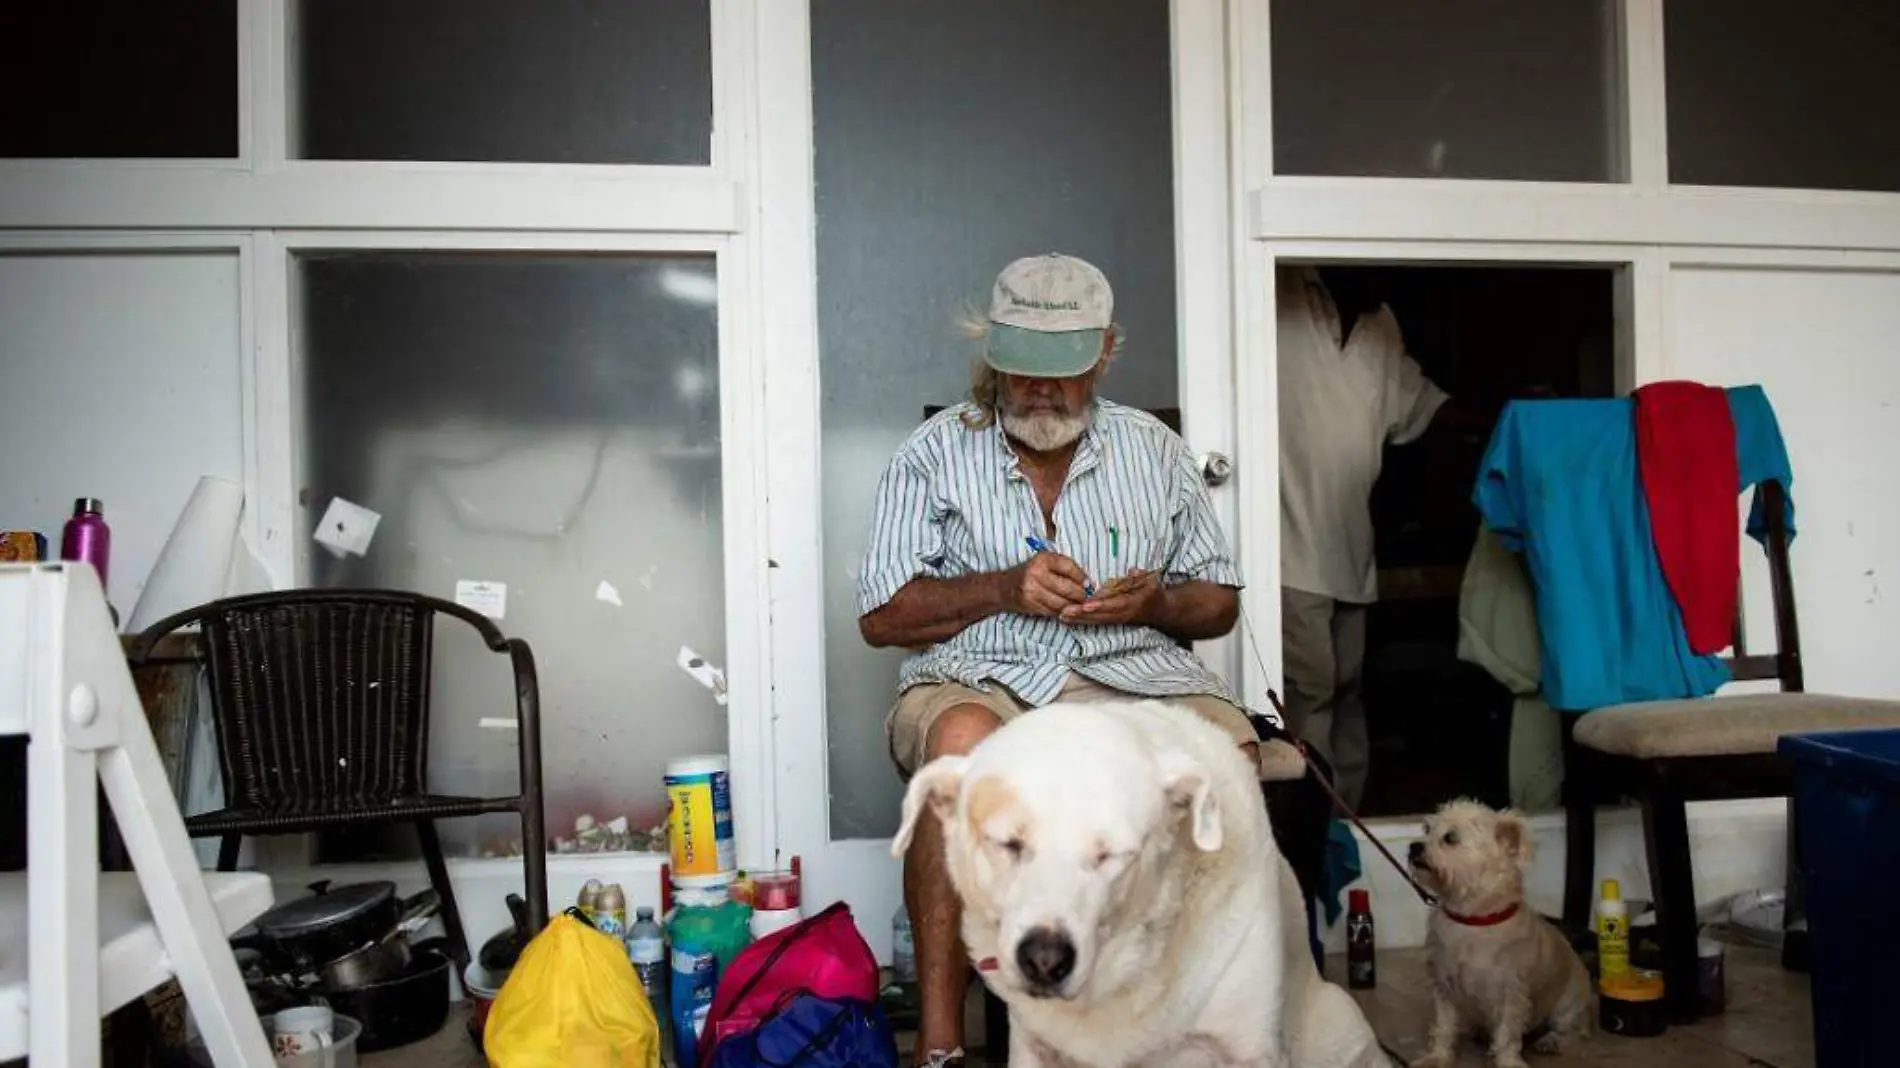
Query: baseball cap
983 253 1113 378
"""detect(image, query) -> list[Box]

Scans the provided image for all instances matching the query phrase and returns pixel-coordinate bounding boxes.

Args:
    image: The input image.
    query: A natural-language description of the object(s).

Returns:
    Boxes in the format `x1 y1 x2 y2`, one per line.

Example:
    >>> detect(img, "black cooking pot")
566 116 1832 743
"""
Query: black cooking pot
318 944 453 1053
237 880 436 974
478 893 532 975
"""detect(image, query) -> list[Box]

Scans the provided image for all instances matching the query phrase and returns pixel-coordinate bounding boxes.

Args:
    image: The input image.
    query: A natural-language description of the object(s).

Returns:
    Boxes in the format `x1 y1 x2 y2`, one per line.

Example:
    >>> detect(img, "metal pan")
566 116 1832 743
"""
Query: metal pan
315 889 440 989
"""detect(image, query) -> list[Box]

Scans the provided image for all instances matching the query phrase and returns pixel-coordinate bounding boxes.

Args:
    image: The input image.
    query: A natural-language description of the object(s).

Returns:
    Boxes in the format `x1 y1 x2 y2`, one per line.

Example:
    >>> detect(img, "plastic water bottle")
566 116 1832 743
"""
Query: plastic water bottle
892 905 917 985
628 907 667 1014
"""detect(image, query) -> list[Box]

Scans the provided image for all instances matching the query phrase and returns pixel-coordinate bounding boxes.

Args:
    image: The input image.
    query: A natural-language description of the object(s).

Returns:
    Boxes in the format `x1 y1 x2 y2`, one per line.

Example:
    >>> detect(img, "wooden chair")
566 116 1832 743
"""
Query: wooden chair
1561 480 1900 1018
915 403 1315 1054
128 589 552 965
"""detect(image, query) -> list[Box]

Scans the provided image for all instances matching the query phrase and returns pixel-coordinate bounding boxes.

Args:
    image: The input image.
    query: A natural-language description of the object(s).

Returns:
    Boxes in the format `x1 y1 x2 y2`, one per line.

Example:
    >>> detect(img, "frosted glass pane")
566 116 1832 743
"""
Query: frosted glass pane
1272 0 1619 182
813 0 1179 841
0 3 237 158
296 0 712 164
297 254 724 859
1667 0 1900 192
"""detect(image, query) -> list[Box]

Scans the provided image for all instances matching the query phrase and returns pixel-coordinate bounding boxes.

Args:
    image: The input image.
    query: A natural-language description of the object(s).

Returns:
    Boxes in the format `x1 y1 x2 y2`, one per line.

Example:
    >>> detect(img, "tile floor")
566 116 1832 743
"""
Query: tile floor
1350 945 1812 1068
366 945 1814 1068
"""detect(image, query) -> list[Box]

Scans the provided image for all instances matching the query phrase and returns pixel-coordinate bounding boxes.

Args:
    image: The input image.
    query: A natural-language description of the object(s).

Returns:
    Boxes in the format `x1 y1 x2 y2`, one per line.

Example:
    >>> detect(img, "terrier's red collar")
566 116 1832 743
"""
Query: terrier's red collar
1442 903 1521 927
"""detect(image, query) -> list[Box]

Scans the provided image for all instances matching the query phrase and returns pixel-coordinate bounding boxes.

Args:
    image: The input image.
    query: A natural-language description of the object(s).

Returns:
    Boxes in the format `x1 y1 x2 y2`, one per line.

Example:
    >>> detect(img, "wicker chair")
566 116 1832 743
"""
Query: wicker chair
129 589 550 965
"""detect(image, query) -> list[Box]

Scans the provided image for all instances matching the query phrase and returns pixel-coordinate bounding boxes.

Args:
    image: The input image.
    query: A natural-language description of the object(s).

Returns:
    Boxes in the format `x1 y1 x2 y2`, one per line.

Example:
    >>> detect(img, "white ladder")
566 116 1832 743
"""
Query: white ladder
0 562 275 1066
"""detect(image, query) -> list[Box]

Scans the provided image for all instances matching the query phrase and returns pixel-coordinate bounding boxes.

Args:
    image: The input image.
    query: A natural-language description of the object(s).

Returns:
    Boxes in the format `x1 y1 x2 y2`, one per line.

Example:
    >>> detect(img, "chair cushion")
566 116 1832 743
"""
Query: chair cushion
1574 692 1900 759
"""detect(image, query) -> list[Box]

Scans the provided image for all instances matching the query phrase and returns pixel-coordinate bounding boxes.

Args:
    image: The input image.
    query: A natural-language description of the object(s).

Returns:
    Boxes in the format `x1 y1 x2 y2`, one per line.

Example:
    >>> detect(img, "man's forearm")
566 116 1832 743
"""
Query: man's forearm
859 572 1013 649
1139 581 1239 643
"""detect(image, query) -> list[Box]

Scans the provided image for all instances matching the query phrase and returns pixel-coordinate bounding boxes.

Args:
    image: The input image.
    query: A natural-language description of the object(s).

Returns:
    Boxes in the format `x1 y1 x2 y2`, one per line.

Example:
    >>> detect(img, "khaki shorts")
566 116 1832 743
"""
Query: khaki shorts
888 674 1260 777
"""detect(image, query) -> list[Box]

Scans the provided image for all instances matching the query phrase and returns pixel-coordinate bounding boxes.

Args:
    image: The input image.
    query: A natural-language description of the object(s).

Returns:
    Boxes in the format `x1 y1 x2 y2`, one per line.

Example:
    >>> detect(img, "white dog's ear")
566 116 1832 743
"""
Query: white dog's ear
891 756 969 857
1494 810 1534 869
1159 750 1222 852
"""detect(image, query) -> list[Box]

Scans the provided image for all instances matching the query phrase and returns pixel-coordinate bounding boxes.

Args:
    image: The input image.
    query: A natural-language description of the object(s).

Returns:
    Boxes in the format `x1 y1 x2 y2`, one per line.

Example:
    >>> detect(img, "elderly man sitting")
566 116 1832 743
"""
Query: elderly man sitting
856 253 1289 1068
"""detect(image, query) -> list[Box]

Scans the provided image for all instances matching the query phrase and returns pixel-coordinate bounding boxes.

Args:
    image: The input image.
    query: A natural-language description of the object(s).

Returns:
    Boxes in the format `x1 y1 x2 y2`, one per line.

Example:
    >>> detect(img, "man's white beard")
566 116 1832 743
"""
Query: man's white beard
1002 409 1089 453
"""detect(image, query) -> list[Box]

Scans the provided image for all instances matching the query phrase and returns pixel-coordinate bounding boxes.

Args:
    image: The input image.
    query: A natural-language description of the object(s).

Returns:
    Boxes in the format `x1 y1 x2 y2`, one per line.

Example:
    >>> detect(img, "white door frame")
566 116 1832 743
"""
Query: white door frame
754 0 1258 956
0 0 781 883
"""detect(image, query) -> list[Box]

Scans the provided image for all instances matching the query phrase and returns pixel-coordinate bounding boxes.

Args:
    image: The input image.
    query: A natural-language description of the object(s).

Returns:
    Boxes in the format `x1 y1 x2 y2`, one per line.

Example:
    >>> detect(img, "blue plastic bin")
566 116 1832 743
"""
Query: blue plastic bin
1778 728 1900 1068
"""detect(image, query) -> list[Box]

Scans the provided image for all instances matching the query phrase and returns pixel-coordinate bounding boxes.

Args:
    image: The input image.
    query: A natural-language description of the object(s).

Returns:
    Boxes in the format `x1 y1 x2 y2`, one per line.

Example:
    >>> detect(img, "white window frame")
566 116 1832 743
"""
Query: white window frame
1230 0 1900 700
0 1 745 234
3 0 1900 877
0 0 784 872
262 228 777 867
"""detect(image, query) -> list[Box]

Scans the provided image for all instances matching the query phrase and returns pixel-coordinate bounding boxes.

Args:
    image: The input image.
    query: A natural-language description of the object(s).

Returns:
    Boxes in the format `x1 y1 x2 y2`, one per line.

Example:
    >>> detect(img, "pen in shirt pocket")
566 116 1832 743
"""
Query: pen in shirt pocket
1025 535 1096 598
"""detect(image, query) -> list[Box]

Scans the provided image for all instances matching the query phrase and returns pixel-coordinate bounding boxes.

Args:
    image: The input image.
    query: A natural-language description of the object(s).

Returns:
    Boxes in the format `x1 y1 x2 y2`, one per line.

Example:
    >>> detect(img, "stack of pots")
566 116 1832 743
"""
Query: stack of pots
234 880 452 1053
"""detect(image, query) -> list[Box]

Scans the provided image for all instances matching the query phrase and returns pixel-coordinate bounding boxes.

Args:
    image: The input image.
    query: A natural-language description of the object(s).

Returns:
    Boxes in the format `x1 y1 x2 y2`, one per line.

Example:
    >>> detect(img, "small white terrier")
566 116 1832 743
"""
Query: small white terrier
1406 800 1592 1068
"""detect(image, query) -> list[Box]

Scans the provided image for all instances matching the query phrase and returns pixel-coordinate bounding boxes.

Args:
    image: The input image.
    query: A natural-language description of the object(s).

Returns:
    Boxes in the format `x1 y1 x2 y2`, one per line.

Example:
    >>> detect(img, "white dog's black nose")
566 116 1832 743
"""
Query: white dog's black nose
1017 927 1077 990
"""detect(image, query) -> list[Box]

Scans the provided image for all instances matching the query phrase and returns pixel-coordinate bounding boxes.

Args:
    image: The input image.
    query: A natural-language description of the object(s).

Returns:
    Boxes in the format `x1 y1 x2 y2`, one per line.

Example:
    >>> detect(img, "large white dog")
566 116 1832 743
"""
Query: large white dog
893 699 1388 1068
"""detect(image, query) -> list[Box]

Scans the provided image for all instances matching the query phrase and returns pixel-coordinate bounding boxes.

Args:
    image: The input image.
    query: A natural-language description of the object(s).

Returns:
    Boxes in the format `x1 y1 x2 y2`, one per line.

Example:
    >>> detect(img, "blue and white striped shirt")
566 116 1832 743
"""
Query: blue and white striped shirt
857 400 1248 709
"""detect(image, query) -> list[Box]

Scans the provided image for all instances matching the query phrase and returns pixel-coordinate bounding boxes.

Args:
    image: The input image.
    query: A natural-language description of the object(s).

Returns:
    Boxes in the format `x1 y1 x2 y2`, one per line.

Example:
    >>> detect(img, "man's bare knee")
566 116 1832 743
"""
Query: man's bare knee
924 702 1003 761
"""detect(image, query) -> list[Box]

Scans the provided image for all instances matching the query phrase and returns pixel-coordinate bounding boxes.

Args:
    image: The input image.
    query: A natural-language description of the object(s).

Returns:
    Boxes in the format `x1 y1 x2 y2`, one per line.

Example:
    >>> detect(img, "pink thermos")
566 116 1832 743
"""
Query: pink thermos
59 497 112 589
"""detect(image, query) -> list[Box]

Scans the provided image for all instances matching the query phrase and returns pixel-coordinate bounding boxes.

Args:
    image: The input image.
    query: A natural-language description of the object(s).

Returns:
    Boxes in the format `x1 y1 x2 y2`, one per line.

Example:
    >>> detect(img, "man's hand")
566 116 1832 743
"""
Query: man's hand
1061 569 1161 626
860 553 1093 648
1006 552 1092 617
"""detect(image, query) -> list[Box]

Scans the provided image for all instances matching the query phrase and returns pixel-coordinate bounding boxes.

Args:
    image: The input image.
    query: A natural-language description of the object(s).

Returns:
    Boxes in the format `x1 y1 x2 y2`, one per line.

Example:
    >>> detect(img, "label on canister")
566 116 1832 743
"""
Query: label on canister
665 755 736 877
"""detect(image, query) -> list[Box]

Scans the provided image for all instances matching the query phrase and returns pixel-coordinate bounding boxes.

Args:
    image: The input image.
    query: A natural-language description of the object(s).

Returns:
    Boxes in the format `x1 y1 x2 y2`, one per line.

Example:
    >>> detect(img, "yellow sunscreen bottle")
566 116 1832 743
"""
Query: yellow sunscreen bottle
1597 878 1631 980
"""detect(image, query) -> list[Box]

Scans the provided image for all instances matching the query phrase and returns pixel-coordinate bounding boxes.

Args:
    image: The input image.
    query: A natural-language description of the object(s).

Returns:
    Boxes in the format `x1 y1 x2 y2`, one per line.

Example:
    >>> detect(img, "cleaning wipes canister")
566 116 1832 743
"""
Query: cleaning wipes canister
665 754 736 878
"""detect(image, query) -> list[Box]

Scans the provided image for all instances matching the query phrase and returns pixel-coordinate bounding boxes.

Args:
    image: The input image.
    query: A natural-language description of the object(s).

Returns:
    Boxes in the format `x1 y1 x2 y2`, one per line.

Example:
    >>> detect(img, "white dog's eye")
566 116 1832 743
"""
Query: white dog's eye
995 836 1026 860
1442 830 1460 847
1090 848 1136 871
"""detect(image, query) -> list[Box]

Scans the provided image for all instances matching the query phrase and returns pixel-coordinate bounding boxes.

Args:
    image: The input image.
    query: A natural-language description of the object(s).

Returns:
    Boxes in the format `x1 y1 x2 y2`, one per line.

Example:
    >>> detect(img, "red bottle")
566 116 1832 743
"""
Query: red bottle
1346 888 1377 989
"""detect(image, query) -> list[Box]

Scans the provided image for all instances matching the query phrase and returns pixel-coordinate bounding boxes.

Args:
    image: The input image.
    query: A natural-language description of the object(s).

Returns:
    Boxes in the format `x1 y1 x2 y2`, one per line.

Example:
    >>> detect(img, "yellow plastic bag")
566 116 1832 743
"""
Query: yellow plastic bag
485 911 660 1068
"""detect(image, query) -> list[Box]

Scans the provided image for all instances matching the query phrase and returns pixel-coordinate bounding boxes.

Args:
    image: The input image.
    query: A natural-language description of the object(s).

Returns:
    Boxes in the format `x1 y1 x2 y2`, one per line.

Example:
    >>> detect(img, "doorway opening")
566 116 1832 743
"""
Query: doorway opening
1277 262 1621 818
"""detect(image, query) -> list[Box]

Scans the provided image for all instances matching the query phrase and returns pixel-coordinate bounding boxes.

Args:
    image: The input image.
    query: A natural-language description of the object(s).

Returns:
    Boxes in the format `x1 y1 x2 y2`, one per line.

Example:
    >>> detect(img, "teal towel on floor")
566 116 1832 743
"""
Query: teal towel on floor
1317 818 1364 926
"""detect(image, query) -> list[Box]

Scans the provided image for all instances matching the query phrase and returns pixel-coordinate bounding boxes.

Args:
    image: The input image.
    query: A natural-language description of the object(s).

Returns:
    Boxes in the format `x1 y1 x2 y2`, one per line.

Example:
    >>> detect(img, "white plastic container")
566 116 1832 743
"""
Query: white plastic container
673 869 737 903
188 1013 361 1068
127 474 242 632
750 907 803 940
664 754 736 878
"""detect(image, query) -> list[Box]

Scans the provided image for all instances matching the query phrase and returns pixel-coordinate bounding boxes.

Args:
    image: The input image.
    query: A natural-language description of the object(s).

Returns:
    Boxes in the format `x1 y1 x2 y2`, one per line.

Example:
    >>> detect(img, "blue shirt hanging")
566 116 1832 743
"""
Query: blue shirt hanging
1473 386 1794 712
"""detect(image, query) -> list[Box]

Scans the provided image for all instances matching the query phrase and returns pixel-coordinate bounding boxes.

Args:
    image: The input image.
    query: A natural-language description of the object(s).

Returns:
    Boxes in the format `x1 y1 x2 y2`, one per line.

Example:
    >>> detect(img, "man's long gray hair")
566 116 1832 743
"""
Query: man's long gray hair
954 306 1123 430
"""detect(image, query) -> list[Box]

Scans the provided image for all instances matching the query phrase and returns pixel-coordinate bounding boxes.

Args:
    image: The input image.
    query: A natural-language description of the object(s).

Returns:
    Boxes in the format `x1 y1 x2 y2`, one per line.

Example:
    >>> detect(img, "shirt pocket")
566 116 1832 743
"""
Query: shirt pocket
1095 523 1170 587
